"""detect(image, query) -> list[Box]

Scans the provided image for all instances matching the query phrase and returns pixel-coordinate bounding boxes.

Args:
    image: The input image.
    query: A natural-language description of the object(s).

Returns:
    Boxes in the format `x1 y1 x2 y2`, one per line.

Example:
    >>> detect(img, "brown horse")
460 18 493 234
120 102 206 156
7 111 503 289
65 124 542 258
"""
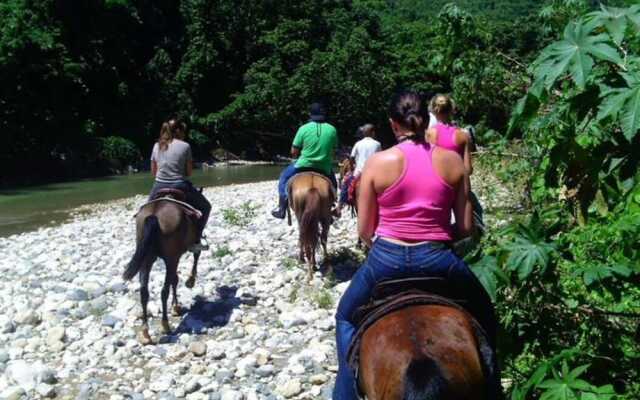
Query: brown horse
359 305 486 400
123 196 202 345
288 173 334 281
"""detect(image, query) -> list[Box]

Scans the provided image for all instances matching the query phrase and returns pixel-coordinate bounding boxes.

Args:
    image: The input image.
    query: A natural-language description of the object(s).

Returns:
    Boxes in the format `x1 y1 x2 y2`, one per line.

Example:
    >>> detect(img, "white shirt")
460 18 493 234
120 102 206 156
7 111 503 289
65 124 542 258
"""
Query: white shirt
351 137 381 175
428 112 437 129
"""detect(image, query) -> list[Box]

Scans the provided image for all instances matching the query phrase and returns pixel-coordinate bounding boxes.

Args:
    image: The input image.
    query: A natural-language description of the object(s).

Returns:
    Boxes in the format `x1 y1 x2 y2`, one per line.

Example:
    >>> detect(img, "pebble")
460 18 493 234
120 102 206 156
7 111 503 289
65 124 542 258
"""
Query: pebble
189 342 207 357
277 379 303 398
46 326 66 346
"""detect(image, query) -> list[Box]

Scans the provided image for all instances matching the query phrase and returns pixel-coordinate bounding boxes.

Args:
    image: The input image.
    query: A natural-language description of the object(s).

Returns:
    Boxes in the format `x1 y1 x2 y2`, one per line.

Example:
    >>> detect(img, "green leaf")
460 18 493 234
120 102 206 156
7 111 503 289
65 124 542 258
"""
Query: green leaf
587 5 630 44
470 256 508 302
504 225 556 281
532 20 622 90
597 75 640 141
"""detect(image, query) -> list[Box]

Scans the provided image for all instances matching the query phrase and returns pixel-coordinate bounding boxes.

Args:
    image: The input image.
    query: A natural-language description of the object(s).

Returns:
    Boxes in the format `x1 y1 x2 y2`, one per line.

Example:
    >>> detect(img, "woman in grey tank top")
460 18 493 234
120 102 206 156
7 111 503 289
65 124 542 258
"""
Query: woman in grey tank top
148 120 211 250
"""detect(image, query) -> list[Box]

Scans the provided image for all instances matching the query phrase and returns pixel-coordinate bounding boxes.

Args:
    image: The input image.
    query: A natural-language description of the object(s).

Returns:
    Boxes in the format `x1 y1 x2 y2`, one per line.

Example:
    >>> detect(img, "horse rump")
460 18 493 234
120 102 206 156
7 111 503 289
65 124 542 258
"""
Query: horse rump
300 187 321 256
403 357 452 400
123 215 159 281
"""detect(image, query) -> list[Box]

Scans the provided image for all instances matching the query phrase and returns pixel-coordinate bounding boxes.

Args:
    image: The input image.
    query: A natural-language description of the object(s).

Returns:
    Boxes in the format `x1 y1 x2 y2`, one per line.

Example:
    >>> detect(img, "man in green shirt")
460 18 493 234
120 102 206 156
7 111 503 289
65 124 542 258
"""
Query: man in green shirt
271 102 338 219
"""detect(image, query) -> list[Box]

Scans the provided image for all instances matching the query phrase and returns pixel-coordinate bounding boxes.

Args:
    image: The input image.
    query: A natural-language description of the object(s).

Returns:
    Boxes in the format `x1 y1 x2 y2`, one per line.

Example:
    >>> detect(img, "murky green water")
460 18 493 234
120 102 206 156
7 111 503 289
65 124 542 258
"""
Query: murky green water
0 165 281 237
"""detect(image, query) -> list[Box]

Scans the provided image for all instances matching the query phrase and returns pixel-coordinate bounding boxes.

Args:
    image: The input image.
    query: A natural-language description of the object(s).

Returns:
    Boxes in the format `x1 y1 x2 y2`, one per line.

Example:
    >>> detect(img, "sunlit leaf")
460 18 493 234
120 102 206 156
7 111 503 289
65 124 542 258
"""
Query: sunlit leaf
532 20 622 90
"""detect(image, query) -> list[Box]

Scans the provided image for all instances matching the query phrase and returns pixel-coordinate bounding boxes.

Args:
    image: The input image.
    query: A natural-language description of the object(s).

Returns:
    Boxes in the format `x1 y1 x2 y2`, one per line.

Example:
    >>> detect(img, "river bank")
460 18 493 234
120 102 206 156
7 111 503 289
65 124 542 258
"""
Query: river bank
0 164 518 399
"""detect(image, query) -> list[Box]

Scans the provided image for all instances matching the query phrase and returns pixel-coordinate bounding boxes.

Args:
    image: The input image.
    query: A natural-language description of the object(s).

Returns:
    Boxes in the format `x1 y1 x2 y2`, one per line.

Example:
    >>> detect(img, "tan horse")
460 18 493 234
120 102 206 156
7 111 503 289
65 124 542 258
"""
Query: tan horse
123 196 202 344
288 173 334 281
358 305 488 400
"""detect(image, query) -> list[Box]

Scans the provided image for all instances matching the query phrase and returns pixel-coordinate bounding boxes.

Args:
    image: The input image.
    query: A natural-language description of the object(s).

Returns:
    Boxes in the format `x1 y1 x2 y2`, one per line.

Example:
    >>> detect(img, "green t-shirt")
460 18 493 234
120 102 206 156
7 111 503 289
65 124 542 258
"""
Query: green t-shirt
292 121 338 175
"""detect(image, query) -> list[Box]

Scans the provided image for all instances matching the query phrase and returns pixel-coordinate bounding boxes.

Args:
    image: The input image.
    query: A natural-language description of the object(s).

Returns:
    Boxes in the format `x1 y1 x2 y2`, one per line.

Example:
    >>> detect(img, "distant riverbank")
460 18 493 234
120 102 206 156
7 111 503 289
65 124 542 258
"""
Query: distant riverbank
0 165 282 238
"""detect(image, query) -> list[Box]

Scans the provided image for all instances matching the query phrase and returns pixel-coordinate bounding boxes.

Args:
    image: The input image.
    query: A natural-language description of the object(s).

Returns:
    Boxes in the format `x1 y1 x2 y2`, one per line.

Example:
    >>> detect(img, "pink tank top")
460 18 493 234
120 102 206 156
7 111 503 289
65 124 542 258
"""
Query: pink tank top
435 122 463 156
375 141 455 242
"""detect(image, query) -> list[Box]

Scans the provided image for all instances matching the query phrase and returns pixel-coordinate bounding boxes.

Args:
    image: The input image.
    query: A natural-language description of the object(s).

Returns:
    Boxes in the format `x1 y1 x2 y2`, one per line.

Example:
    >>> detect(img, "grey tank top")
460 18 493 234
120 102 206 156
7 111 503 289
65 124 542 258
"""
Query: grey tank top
151 139 192 183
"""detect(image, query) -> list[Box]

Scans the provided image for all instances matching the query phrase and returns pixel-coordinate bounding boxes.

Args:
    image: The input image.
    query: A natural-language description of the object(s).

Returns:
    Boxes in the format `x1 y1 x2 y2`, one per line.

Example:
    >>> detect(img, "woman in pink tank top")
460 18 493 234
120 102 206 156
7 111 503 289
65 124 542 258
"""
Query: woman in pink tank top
426 94 474 175
333 91 498 399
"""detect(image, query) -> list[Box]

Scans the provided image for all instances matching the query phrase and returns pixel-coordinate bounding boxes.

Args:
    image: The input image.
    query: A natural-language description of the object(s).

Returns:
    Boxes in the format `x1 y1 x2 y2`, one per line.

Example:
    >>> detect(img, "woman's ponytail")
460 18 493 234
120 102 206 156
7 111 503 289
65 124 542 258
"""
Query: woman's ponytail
158 122 172 151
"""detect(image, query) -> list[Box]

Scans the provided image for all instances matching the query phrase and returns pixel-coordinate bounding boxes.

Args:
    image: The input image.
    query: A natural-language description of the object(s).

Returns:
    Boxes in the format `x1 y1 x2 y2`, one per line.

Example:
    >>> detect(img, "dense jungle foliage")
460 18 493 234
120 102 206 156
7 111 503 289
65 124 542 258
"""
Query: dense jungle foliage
2 1 639 397
468 2 640 399
1 0 631 184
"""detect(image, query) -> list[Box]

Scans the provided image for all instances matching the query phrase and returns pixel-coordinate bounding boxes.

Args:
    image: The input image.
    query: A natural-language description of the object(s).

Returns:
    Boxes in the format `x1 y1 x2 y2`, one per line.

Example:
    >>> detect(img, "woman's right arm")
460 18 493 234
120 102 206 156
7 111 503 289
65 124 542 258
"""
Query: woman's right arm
458 129 473 175
357 160 379 248
151 143 158 177
453 173 473 238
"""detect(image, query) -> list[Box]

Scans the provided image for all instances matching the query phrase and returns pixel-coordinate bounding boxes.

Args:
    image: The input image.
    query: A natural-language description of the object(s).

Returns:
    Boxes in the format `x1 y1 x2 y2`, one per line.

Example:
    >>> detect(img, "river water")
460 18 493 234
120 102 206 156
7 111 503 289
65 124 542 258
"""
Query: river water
0 165 282 237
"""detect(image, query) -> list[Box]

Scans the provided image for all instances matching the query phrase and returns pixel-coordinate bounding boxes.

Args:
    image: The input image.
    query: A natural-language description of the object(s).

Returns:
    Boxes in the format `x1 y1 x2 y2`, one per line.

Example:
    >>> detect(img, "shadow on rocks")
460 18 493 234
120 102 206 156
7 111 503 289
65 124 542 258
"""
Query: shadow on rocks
171 286 257 336
321 247 365 284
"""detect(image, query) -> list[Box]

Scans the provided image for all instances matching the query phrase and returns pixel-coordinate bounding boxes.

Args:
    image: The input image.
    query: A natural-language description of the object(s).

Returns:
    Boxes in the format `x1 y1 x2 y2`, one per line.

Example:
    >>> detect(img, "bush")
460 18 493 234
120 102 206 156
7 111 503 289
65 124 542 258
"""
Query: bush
99 136 139 166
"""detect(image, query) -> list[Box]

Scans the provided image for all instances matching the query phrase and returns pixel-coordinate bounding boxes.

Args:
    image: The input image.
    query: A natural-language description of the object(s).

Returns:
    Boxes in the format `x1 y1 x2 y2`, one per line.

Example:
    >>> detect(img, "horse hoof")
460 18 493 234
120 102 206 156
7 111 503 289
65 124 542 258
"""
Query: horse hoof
161 320 172 334
185 276 195 289
171 305 182 317
138 329 153 345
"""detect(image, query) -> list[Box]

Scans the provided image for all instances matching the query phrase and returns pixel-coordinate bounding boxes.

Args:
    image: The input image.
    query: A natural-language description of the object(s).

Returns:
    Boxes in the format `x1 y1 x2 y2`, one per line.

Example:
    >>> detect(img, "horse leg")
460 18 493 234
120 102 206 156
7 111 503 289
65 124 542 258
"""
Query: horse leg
321 220 332 277
160 258 178 334
138 264 153 345
170 274 181 317
306 243 315 282
185 250 200 289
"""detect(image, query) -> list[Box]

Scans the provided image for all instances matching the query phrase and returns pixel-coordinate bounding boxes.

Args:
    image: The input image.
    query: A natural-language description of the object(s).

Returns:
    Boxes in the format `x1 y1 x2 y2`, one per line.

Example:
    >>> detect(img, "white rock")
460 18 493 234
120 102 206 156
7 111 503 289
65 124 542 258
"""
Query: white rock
14 310 40 326
220 389 244 400
0 386 25 400
46 326 66 346
277 379 302 398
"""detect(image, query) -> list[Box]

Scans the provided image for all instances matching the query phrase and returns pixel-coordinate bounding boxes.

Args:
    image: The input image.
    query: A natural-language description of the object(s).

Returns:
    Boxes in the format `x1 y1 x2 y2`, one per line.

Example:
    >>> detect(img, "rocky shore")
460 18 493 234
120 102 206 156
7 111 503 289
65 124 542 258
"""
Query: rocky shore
0 181 362 400
0 167 516 400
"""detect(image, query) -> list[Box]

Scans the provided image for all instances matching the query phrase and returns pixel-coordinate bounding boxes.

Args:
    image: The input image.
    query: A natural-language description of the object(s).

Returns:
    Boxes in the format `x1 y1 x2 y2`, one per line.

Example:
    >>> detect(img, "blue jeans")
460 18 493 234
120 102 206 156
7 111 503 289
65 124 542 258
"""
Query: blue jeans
277 163 338 201
333 238 497 400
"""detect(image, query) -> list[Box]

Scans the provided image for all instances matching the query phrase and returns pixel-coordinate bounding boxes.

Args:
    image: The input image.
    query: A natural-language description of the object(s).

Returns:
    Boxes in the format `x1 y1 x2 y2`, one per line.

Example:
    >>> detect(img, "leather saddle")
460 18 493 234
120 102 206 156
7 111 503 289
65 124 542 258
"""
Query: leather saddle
137 189 202 220
152 188 186 202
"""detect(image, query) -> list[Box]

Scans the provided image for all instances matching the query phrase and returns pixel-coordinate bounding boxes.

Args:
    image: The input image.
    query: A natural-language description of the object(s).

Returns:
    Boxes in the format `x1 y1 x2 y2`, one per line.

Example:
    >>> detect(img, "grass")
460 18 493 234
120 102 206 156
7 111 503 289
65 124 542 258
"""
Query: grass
282 257 300 270
213 245 232 258
222 201 257 227
313 289 334 310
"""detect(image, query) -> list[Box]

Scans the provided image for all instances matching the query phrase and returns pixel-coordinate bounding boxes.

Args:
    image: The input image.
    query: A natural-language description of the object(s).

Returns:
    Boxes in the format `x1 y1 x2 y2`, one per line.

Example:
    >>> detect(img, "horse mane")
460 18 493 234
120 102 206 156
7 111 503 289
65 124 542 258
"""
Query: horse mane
300 187 321 259
403 357 452 400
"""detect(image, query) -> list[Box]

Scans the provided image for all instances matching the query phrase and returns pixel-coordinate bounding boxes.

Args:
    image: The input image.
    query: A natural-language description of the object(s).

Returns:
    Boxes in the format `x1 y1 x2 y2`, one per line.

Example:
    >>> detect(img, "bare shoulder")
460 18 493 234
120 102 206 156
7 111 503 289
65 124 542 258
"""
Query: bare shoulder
432 146 464 185
366 147 402 169
455 128 470 146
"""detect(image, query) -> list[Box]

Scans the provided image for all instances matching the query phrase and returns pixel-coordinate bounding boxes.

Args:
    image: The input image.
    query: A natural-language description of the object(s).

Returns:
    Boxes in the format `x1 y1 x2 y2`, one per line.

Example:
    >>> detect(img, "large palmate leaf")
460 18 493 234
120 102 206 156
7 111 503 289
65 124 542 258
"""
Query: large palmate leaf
573 262 632 286
470 256 509 302
598 69 640 141
504 224 556 281
533 20 622 90
587 5 640 44
538 362 616 400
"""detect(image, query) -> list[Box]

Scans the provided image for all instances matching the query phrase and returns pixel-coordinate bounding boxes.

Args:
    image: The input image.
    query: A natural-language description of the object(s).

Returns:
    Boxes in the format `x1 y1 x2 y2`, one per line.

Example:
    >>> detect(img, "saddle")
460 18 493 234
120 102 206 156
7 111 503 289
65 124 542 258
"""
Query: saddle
136 189 202 220
347 277 499 399
286 171 337 201
152 188 186 202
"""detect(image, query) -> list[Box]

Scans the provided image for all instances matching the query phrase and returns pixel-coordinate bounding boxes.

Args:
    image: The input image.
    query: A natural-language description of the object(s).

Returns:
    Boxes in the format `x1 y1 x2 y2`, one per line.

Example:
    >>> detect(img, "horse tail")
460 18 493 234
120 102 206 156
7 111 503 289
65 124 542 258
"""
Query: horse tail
123 215 159 281
300 188 321 255
403 357 451 400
